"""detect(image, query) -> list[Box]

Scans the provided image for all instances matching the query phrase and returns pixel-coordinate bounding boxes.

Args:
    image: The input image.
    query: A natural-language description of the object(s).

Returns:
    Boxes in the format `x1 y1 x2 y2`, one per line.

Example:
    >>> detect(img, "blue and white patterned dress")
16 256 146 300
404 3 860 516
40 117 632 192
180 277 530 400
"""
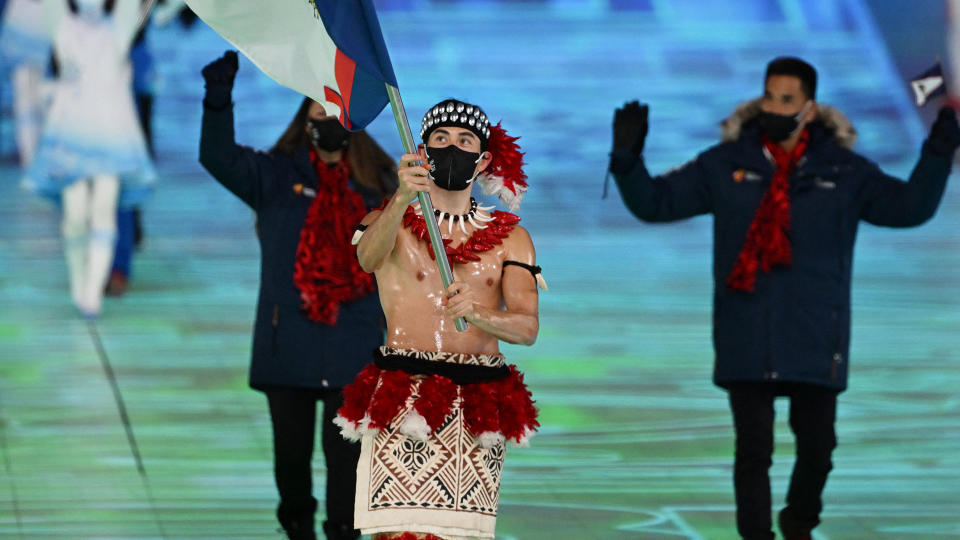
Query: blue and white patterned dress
24 1 155 208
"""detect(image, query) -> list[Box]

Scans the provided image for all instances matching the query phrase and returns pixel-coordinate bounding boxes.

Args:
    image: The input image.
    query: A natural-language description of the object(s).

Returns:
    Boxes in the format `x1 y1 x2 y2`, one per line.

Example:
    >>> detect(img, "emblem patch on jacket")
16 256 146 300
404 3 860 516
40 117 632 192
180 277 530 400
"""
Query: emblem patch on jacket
732 169 763 183
293 183 317 198
814 178 837 189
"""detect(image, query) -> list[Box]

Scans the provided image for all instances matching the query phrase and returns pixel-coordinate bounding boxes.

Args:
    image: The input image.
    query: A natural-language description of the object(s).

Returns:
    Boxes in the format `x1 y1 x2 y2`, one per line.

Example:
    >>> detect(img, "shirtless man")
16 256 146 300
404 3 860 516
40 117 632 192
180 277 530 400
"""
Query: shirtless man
335 99 543 540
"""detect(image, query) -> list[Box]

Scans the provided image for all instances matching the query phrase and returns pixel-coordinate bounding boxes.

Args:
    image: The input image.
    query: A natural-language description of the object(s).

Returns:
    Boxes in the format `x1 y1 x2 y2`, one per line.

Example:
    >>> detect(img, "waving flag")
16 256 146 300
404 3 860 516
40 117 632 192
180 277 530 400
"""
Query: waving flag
910 63 946 107
184 0 397 129
187 0 467 331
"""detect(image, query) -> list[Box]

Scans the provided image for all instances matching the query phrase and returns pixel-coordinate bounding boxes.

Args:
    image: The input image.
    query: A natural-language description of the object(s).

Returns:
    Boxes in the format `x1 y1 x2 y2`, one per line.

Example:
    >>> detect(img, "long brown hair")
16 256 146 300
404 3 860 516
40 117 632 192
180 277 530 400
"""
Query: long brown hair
271 97 396 197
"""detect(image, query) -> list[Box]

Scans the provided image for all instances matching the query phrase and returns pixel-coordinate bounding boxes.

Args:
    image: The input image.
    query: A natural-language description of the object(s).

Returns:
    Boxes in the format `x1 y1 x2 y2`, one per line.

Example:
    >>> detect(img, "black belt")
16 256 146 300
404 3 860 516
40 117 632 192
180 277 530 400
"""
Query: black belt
374 350 509 384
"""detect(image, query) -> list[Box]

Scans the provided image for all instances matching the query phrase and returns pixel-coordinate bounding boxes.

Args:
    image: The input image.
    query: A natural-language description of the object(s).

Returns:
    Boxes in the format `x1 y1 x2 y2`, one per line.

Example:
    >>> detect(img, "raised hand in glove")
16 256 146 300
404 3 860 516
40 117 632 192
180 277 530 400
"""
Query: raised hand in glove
926 105 960 157
201 51 239 109
613 100 649 157
178 7 198 28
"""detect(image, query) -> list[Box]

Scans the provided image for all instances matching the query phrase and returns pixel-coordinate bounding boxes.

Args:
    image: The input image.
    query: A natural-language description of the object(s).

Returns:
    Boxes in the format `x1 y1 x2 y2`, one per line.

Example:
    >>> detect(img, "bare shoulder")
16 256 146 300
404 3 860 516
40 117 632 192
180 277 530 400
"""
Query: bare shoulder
503 224 535 264
360 209 382 226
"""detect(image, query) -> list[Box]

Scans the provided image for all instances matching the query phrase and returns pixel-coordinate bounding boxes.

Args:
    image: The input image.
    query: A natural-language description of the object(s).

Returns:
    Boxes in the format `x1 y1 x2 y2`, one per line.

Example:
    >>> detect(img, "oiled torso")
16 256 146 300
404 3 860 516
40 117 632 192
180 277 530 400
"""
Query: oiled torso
376 218 509 354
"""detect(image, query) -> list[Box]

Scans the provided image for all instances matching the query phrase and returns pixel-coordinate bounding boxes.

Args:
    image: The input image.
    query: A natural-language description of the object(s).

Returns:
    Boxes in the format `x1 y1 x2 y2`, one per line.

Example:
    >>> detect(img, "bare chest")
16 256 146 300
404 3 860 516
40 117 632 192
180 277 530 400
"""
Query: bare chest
393 228 506 298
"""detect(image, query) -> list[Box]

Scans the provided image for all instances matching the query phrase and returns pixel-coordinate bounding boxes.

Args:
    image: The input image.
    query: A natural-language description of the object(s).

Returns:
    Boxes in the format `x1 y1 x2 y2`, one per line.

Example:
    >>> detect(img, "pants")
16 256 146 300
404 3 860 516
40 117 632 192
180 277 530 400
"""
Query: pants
112 208 136 278
266 386 361 536
109 90 153 279
727 382 838 540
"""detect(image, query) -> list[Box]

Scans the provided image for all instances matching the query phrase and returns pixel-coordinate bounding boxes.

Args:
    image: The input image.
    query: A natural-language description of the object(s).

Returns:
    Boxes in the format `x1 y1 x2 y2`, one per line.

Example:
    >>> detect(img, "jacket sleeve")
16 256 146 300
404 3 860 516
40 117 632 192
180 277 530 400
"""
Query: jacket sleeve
609 149 713 222
198 104 272 211
859 143 953 228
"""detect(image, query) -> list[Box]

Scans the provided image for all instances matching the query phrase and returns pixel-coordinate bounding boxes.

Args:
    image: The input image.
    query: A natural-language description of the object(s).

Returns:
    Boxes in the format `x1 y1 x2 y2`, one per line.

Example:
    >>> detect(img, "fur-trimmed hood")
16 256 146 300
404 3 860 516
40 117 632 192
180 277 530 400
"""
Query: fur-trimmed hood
720 98 858 149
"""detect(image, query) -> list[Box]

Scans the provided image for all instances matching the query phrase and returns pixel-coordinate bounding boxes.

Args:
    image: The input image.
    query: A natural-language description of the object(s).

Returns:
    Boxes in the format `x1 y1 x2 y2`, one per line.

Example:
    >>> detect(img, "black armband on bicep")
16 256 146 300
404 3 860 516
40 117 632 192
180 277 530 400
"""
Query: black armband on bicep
503 260 548 290
503 260 541 276
351 224 368 245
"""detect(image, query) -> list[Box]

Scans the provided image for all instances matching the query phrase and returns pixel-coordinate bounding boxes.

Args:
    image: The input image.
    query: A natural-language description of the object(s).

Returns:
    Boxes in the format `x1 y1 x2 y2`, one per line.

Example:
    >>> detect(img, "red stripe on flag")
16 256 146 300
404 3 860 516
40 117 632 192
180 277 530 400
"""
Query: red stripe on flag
323 49 358 130
324 87 348 129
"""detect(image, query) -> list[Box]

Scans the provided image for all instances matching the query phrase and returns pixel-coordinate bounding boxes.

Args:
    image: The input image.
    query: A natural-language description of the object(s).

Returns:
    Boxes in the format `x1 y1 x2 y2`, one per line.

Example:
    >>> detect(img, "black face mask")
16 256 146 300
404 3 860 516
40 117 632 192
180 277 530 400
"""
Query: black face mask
425 145 481 191
757 101 811 142
307 118 350 152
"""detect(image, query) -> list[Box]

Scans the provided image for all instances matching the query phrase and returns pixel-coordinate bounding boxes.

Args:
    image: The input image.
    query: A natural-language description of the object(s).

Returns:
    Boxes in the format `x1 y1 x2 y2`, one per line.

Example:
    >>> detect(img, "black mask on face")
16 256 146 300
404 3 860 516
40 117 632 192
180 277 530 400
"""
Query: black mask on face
425 145 481 191
307 118 350 152
757 101 812 142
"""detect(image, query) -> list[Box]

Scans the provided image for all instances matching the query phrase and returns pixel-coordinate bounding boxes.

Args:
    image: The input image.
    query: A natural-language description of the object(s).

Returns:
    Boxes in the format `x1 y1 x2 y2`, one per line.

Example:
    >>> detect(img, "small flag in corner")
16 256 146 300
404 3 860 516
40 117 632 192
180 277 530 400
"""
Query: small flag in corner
911 63 947 107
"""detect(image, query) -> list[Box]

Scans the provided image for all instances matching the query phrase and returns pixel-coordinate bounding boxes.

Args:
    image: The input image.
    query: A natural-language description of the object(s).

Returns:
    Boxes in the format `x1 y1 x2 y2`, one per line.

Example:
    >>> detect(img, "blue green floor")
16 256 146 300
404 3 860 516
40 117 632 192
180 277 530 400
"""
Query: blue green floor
1 0 958 538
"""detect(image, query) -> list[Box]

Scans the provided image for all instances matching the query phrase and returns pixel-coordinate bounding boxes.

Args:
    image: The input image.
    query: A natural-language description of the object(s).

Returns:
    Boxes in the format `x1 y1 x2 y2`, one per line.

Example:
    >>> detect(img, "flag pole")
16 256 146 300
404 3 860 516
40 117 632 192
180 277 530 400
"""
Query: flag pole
385 83 467 332
937 54 951 98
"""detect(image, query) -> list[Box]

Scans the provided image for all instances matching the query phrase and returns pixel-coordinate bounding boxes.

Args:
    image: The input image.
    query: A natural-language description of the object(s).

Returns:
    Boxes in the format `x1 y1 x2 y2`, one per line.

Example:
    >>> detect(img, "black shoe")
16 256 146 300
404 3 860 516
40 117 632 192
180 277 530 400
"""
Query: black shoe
778 507 813 540
280 521 317 540
104 271 129 297
322 521 359 540
277 497 318 539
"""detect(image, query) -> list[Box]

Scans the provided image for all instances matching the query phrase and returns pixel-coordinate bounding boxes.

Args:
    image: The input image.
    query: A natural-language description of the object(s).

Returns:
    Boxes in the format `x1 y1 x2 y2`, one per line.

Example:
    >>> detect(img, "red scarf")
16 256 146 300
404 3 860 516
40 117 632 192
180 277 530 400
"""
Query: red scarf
726 129 809 292
292 150 375 324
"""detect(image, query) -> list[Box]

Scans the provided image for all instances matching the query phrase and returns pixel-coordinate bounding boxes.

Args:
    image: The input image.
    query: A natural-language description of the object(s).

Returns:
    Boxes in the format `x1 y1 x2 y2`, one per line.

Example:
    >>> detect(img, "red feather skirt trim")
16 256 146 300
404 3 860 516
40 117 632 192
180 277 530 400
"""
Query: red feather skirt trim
376 533 446 540
336 360 539 446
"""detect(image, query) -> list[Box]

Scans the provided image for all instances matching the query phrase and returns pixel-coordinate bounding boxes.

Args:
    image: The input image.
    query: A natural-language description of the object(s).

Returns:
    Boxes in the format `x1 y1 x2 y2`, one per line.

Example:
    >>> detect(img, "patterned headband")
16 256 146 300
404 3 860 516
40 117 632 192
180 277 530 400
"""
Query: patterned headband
420 99 491 147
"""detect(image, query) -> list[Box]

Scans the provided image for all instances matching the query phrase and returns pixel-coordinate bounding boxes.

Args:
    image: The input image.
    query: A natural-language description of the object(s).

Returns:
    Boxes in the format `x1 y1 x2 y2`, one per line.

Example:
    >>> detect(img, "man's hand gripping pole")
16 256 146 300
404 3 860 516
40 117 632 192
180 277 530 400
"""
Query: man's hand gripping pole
386 84 468 332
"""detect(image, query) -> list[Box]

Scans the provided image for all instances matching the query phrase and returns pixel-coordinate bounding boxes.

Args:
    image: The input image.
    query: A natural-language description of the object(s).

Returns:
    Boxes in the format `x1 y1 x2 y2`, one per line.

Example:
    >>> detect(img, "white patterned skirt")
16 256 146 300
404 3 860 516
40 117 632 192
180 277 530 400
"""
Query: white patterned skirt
336 346 539 539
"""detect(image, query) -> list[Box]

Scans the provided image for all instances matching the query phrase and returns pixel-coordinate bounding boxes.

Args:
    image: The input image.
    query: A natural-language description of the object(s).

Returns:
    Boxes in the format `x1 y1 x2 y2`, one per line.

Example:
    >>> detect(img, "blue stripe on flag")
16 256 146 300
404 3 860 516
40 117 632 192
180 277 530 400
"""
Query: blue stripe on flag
312 0 398 87
349 66 393 129
916 63 943 80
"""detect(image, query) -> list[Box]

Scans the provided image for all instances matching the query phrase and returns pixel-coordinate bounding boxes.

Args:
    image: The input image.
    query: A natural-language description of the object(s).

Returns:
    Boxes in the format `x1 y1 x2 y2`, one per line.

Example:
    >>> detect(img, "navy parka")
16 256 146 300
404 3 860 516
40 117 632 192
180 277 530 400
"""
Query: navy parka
200 104 391 391
611 102 952 391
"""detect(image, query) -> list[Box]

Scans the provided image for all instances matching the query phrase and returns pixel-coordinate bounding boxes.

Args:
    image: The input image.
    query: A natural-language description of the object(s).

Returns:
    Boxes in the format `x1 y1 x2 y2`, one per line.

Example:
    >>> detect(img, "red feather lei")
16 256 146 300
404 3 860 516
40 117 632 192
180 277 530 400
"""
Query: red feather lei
727 130 809 292
402 205 521 264
292 150 375 323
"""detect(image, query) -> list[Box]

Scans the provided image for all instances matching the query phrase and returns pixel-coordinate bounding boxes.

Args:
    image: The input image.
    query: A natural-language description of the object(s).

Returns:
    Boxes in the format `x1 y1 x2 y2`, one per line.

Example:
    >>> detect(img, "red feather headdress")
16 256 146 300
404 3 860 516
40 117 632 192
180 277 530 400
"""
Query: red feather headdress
477 122 528 211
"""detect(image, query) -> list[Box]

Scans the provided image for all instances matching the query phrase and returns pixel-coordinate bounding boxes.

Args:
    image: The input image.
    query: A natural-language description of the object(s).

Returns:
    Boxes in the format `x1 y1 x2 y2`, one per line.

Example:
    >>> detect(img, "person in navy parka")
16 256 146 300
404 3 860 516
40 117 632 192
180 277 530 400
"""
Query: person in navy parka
609 57 960 540
199 51 396 540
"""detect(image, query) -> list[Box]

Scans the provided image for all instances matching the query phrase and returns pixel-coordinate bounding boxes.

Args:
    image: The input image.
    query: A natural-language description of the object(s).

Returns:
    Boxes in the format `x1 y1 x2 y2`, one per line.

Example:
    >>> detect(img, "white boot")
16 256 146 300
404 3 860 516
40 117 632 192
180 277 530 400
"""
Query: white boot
78 175 119 318
63 229 87 309
61 181 90 311
79 229 116 317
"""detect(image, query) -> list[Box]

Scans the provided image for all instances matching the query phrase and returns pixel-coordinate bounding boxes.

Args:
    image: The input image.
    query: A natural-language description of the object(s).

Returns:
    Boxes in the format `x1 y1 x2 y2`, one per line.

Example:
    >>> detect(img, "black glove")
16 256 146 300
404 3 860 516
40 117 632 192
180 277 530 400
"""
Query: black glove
926 105 960 157
201 51 239 109
613 100 649 157
178 7 198 28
